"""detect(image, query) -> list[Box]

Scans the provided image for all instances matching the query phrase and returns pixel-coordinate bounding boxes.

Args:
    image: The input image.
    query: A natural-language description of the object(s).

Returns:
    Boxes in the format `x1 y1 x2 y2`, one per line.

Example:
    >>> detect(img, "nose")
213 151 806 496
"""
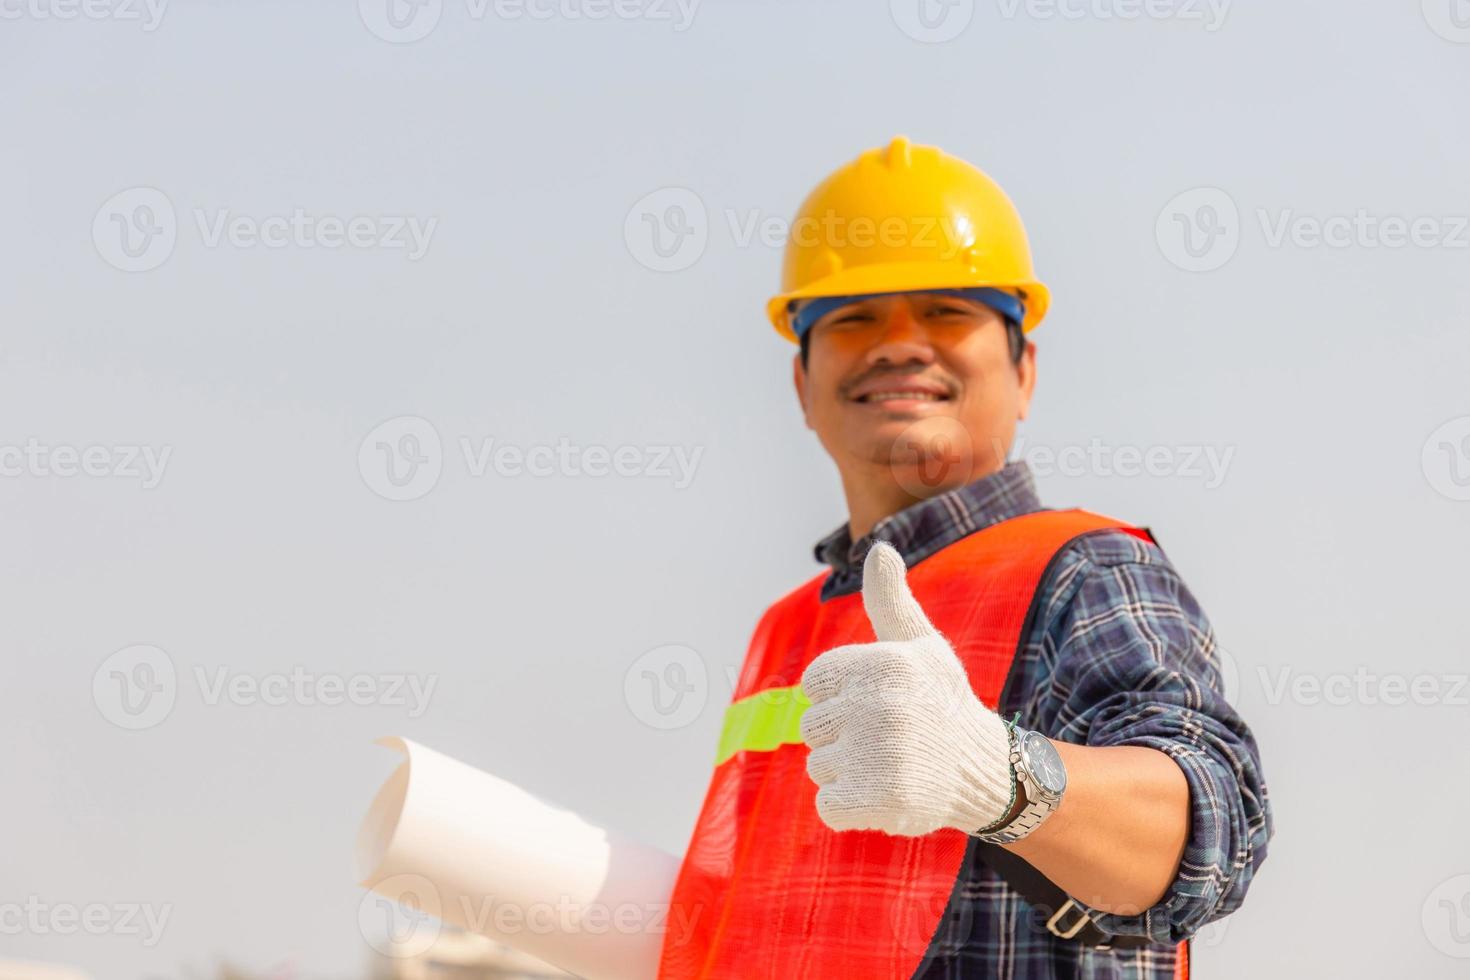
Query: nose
864 300 935 368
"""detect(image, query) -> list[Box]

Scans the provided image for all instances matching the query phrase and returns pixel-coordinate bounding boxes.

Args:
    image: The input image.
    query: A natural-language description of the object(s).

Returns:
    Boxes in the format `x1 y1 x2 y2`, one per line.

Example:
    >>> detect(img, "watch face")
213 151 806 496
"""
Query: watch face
1022 731 1067 796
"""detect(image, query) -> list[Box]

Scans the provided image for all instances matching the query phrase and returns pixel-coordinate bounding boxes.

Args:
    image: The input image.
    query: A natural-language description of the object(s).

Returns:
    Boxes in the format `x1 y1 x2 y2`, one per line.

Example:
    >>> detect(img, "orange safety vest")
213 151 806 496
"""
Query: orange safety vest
658 510 1189 980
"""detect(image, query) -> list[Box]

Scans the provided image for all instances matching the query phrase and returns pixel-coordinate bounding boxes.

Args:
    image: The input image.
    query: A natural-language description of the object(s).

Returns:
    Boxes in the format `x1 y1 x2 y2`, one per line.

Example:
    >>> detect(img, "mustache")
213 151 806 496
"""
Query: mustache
838 365 960 400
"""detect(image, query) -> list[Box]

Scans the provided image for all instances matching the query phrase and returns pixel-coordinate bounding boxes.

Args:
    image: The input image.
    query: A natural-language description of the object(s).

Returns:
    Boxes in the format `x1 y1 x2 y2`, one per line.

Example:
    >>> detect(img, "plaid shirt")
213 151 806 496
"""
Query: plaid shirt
814 462 1273 979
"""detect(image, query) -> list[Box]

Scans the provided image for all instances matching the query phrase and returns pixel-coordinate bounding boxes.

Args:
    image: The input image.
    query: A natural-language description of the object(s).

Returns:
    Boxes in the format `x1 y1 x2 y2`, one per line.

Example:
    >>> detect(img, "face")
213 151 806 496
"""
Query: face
793 292 1036 501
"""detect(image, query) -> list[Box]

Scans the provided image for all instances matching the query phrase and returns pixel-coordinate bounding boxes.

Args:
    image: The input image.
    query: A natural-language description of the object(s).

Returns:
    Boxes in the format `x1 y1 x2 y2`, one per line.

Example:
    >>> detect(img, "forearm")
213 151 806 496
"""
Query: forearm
1004 742 1189 915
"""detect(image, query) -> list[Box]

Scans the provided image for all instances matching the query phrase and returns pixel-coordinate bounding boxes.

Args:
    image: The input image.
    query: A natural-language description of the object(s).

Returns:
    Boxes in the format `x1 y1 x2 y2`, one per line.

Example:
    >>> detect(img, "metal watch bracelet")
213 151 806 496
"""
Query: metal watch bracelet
973 725 1063 845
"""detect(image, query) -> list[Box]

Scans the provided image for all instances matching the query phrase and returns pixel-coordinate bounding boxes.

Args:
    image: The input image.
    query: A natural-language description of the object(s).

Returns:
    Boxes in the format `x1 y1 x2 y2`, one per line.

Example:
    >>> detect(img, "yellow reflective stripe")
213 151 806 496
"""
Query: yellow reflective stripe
714 685 812 766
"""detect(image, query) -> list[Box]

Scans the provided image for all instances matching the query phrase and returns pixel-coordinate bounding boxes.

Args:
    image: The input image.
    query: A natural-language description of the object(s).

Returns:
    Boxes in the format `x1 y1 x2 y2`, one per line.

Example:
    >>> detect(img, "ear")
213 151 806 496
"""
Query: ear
1016 340 1038 421
793 352 815 430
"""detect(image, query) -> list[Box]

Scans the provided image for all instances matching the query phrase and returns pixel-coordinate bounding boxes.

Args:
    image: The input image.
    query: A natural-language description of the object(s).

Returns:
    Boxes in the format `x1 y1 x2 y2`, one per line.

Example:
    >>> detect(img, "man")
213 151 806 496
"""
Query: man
658 137 1272 979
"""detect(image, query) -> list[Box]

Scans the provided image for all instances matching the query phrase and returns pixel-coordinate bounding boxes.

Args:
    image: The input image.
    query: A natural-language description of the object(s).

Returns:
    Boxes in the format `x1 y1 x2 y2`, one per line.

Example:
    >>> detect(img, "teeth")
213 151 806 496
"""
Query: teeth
865 391 942 402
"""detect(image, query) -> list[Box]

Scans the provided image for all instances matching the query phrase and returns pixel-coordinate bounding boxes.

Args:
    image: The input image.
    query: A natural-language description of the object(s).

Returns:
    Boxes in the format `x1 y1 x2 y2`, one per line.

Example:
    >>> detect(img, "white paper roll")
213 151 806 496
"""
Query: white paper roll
0 962 92 980
355 737 680 980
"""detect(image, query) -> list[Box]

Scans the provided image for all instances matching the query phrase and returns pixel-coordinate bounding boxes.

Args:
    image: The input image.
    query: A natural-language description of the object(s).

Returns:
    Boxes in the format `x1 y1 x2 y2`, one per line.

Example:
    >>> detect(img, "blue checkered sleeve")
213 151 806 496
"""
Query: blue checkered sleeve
1021 529 1274 945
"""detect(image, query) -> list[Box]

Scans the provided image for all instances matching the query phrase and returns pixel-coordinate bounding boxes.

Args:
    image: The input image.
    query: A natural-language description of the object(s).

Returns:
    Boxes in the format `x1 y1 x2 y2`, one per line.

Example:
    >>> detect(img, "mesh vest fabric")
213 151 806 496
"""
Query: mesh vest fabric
657 509 1187 980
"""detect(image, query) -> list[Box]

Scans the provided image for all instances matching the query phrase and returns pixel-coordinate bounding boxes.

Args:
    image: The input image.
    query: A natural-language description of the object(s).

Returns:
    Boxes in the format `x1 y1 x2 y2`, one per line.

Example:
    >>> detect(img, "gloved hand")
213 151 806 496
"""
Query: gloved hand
799 542 1016 837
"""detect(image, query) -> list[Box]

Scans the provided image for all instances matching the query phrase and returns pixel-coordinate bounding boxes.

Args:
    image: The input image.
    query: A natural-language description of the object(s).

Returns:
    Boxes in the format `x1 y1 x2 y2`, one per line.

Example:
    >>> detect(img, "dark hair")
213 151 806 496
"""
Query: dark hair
798 318 1027 370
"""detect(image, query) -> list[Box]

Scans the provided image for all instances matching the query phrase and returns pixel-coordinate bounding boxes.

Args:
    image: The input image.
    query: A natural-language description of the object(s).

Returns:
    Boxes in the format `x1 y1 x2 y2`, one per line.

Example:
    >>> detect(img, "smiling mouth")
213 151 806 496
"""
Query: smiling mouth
853 390 952 404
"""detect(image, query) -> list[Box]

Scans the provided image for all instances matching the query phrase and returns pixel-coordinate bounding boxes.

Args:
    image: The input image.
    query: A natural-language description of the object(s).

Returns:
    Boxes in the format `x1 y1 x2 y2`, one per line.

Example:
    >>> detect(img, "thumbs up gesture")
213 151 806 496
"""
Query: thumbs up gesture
799 543 1016 837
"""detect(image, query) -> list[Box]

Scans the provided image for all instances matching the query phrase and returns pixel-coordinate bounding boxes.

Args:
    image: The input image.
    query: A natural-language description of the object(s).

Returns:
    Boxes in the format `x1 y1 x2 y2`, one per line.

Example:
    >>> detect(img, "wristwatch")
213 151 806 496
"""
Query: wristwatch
973 723 1067 844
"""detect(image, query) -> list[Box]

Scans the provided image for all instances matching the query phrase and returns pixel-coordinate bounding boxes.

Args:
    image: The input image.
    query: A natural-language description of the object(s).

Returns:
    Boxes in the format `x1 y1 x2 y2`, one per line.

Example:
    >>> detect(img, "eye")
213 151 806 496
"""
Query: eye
829 310 874 326
928 303 975 318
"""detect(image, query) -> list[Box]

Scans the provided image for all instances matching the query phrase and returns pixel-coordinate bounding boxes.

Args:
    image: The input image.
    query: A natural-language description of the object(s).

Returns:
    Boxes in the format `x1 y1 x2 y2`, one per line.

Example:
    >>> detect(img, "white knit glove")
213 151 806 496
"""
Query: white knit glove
799 542 1016 837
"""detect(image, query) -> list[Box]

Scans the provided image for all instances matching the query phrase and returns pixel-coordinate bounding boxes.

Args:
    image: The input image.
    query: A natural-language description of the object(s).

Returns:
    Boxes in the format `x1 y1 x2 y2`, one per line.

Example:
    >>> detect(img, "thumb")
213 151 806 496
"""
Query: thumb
862 542 938 642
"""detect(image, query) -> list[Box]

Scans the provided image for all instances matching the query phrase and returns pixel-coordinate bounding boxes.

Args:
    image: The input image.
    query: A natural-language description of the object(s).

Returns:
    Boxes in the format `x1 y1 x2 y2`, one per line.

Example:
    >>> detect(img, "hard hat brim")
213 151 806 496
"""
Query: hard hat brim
767 262 1050 344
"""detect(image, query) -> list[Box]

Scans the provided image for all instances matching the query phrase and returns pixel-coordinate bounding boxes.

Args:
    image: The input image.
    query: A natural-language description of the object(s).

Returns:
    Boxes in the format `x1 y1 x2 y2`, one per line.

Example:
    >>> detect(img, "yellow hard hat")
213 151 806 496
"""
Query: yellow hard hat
766 136 1050 343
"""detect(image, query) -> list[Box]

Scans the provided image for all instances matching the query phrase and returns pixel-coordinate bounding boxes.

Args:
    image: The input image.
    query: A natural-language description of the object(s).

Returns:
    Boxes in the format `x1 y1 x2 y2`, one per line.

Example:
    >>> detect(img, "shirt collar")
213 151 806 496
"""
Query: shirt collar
813 460 1043 599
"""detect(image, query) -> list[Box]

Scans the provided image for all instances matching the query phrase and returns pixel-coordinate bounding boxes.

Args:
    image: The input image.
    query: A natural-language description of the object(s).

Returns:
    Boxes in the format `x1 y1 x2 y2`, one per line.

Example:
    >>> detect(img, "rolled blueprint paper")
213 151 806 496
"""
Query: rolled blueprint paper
0 962 92 980
356 737 681 980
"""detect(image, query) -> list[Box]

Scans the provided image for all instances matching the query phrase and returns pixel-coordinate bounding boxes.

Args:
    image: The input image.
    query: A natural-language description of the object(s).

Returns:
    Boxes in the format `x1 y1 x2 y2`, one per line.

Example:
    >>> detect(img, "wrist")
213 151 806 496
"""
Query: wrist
972 724 1067 844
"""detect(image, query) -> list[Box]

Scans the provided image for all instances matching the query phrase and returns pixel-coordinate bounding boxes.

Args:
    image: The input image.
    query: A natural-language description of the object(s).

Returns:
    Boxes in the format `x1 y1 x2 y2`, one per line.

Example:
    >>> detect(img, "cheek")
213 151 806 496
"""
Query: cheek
949 343 1019 405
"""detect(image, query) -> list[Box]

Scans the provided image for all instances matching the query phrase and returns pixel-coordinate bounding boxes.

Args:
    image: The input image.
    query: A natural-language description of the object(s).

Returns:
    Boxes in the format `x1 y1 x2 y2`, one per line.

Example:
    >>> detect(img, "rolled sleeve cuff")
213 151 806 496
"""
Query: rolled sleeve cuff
1084 736 1260 945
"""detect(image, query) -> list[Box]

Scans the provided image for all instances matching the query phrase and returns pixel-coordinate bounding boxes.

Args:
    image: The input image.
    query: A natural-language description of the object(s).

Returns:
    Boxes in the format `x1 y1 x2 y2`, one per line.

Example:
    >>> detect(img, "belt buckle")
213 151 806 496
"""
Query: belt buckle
1046 898 1093 940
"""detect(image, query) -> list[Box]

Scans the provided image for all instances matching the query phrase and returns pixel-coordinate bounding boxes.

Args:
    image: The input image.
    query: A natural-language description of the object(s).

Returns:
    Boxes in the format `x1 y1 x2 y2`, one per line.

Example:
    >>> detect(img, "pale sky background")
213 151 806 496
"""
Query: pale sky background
3 1 1470 977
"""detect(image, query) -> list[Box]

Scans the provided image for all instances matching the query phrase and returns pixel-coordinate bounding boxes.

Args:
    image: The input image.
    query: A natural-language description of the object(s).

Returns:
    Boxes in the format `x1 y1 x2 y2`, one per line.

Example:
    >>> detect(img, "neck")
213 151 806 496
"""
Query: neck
843 474 922 542
840 460 1007 540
